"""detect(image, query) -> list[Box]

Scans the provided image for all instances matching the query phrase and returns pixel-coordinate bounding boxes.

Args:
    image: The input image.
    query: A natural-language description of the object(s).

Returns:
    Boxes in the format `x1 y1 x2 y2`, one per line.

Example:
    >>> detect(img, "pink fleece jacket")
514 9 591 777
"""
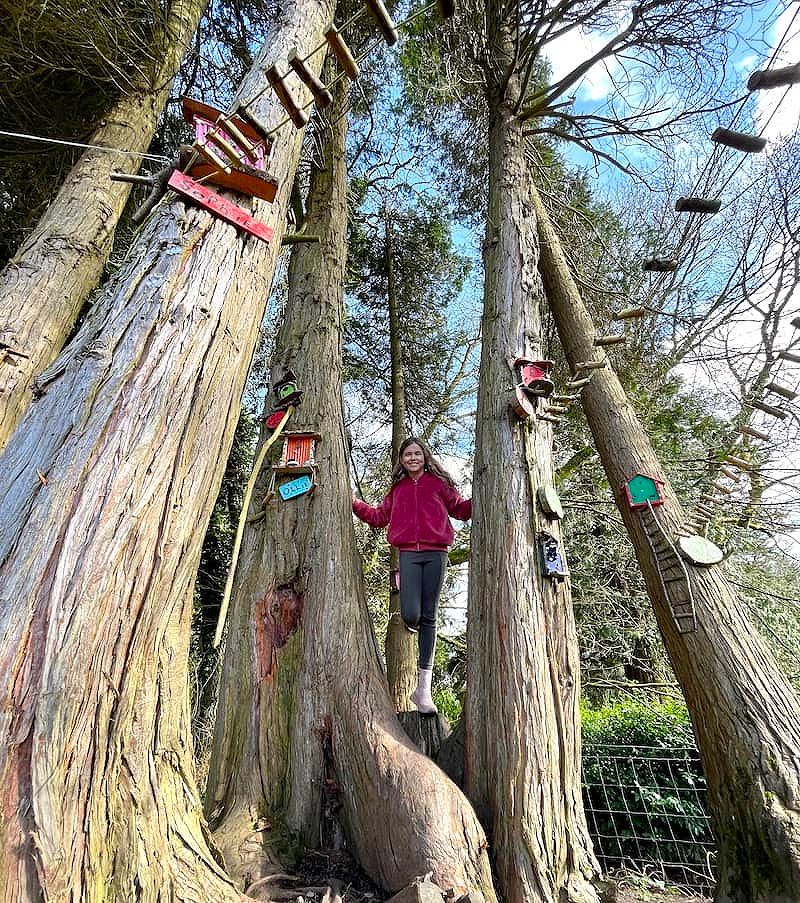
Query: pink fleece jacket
352 472 472 551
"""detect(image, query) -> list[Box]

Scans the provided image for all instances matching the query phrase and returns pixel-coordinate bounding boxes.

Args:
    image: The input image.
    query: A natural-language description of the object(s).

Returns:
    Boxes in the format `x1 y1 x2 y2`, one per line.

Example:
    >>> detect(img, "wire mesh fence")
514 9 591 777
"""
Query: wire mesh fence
582 744 716 892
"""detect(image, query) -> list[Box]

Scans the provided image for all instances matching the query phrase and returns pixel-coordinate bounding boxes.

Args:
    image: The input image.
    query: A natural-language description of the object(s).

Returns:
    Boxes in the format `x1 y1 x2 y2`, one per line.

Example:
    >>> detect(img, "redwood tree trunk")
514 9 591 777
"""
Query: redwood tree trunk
0 0 206 450
464 26 599 903
533 185 800 902
384 209 418 710
0 4 332 899
204 74 497 901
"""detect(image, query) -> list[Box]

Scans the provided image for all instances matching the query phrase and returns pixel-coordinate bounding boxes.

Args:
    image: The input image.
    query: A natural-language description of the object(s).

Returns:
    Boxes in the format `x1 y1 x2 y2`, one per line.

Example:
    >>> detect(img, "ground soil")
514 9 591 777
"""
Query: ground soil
267 852 713 902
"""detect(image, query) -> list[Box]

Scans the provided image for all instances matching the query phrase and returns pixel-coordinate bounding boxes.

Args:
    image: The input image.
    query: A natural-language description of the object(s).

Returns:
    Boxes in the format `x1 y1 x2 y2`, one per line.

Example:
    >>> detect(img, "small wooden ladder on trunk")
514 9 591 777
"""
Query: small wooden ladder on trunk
640 501 697 634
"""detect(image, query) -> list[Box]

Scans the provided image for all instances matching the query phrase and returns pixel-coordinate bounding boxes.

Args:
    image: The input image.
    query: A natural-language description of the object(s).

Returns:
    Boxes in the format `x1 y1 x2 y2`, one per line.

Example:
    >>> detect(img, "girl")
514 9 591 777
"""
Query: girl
352 437 471 715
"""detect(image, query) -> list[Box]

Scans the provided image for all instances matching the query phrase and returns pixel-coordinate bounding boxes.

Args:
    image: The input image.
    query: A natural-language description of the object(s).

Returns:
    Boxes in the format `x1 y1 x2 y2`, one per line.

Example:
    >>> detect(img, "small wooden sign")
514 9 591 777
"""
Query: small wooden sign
677 534 724 566
537 486 564 520
279 474 314 500
168 170 274 243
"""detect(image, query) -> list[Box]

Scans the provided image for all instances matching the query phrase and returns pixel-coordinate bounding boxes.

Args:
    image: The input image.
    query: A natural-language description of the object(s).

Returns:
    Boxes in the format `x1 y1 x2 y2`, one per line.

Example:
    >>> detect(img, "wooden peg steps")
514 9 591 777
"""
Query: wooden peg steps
325 26 360 79
544 404 568 415
719 466 741 480
748 64 800 91
363 0 399 44
266 64 309 129
675 197 721 214
594 335 626 347
779 350 800 364
574 360 607 372
288 47 333 109
613 307 646 320
711 127 766 154
566 377 592 389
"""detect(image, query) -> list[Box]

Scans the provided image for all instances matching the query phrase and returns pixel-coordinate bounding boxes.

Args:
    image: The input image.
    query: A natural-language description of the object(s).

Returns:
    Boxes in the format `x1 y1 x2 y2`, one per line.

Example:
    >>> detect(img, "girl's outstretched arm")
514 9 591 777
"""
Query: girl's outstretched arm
352 490 393 528
444 484 472 521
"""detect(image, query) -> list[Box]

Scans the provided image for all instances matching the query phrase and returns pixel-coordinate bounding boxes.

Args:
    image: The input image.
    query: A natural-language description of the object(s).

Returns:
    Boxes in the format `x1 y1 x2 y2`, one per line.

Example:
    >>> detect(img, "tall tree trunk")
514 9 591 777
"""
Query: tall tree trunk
0 0 207 450
384 208 418 710
204 73 497 901
532 185 800 902
464 22 599 903
0 4 332 899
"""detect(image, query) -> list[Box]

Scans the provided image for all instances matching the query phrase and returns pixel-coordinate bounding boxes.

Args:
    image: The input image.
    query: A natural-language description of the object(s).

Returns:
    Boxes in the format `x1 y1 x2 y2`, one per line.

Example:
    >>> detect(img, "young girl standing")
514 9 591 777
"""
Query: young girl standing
352 437 472 715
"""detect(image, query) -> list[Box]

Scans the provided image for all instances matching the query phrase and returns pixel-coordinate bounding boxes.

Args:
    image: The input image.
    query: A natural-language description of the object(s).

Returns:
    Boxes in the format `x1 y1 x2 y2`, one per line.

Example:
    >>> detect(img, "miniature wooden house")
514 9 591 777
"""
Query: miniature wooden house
275 432 322 473
623 472 665 510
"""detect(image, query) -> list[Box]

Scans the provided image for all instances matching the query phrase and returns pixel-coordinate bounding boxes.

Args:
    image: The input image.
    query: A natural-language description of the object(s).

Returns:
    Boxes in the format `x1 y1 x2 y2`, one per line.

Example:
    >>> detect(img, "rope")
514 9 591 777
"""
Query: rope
212 406 294 648
0 129 171 163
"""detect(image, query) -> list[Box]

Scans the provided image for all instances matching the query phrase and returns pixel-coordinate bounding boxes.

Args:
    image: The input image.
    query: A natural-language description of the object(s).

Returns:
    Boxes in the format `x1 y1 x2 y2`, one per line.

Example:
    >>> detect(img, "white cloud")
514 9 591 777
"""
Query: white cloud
755 7 800 143
545 25 622 102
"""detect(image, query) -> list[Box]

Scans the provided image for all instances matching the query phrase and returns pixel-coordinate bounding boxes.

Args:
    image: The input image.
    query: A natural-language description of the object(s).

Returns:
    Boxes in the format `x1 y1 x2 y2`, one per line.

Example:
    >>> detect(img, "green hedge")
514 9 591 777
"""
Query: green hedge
581 697 715 889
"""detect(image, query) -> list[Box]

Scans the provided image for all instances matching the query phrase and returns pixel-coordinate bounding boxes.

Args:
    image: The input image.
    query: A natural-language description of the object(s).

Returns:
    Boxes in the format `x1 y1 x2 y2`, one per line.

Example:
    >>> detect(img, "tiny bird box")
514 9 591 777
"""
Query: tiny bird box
273 370 303 408
623 472 665 510
514 358 555 397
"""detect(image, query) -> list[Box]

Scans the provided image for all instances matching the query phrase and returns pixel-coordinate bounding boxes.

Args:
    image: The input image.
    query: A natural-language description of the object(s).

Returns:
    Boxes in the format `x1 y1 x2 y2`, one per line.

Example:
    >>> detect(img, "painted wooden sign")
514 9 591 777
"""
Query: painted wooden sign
167 170 274 243
279 474 314 500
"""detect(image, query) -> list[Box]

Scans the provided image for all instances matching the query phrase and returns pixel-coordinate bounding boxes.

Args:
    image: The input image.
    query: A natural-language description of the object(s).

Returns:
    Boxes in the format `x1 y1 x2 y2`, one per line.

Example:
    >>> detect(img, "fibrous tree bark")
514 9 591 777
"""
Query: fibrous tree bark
203 73 497 901
533 185 800 903
0 0 207 450
463 12 599 903
0 3 334 898
384 208 418 711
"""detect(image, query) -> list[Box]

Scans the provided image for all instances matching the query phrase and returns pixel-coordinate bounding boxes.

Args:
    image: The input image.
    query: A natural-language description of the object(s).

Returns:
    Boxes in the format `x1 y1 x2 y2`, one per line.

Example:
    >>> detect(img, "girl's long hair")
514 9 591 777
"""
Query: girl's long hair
390 436 456 487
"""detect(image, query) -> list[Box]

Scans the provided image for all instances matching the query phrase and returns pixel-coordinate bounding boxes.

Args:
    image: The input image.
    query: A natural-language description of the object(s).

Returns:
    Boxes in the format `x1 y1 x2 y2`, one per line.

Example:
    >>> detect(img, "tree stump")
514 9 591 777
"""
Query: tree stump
398 711 452 759
436 717 465 787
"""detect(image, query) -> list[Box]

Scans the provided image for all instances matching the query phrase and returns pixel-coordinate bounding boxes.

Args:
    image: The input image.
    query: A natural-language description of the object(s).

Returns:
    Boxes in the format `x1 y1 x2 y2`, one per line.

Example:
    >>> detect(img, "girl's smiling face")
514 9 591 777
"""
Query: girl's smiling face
401 442 425 478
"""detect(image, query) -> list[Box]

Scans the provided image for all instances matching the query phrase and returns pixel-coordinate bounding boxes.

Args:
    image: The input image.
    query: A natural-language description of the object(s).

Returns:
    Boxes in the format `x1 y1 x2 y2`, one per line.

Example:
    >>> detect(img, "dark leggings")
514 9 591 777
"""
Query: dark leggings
399 550 447 669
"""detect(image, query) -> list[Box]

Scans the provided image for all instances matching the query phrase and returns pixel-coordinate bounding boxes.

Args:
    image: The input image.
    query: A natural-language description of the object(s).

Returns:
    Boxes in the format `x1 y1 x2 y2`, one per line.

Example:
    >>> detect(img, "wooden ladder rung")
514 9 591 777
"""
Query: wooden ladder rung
266 65 309 129
287 47 333 109
711 127 767 154
644 256 678 272
765 381 797 401
194 141 232 173
363 0 399 45
748 63 800 91
725 454 751 470
324 26 360 79
675 196 721 214
739 424 770 441
750 399 786 419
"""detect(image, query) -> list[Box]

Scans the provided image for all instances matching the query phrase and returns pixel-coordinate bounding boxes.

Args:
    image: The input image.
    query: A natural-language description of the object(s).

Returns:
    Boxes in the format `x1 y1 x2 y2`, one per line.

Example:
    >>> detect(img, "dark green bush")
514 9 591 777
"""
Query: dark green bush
581 697 715 889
